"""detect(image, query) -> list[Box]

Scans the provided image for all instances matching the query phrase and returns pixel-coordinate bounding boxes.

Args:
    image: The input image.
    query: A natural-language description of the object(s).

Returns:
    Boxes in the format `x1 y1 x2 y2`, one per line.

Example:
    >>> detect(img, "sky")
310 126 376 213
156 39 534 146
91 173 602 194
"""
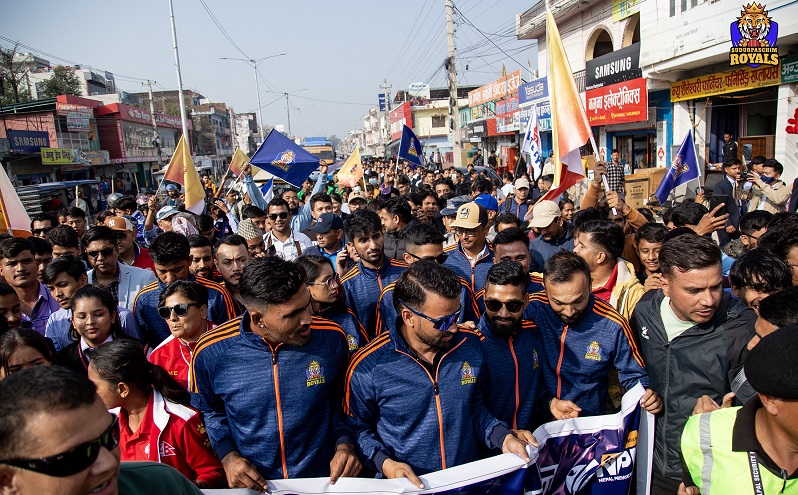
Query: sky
2 0 537 138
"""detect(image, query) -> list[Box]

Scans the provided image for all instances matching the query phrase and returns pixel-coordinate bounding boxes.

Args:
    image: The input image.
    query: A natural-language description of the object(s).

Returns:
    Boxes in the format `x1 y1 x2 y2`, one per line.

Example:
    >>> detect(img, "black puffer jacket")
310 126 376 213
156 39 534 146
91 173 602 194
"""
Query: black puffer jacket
630 289 755 481
383 219 419 261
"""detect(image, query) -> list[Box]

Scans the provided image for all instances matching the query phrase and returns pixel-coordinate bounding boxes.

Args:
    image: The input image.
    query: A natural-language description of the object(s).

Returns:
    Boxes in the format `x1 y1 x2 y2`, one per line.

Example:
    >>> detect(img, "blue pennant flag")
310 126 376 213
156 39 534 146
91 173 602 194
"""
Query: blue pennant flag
655 130 700 204
397 125 425 169
260 178 274 203
249 129 320 187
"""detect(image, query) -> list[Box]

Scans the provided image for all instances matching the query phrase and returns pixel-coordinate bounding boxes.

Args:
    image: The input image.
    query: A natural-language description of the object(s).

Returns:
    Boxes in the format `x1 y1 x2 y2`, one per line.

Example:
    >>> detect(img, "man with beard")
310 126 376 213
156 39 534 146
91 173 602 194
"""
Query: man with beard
188 235 216 280
214 235 249 304
341 209 406 338
525 251 662 418
191 257 361 489
345 261 534 487
528 200 574 273
477 261 581 435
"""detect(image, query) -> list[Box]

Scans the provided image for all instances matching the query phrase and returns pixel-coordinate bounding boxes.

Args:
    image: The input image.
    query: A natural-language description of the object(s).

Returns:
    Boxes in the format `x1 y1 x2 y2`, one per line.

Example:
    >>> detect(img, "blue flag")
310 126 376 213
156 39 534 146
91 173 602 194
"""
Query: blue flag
397 125 425 169
260 178 273 203
249 129 320 187
655 130 700 204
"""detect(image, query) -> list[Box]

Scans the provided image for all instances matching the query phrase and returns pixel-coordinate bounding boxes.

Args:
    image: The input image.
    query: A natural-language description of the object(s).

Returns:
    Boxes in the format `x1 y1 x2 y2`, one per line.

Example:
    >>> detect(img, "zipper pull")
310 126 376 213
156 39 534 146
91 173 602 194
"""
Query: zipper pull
271 350 277 365
434 382 439 395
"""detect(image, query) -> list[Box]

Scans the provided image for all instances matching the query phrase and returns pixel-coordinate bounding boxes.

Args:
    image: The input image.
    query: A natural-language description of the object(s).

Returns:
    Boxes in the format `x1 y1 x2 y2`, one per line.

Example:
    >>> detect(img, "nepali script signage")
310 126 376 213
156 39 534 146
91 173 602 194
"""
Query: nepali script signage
585 43 641 90
670 63 781 102
586 77 648 125
41 148 76 165
469 70 523 107
782 54 798 84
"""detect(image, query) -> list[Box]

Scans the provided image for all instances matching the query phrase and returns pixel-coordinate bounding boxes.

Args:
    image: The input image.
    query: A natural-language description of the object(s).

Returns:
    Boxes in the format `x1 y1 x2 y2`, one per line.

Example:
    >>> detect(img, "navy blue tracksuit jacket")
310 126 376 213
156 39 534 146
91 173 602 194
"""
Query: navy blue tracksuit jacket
341 258 406 338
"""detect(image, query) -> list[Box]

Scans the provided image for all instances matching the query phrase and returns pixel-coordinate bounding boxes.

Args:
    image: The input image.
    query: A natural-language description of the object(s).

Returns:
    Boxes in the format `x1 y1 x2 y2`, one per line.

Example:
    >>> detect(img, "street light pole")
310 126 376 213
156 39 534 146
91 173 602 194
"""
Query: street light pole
285 93 291 136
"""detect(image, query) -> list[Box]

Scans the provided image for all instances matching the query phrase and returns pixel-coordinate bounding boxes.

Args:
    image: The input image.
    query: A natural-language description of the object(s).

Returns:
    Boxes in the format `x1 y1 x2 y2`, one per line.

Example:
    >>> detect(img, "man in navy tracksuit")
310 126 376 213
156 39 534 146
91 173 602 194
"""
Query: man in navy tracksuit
443 202 494 293
345 261 533 488
375 223 479 335
133 232 240 347
341 209 406 338
524 251 663 417
191 258 361 490
477 262 581 435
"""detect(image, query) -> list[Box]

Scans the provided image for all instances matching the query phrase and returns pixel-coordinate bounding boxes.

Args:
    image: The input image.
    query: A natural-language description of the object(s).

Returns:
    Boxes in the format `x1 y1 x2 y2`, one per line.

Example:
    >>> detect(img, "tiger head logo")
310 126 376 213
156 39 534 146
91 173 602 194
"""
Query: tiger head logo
736 3 772 47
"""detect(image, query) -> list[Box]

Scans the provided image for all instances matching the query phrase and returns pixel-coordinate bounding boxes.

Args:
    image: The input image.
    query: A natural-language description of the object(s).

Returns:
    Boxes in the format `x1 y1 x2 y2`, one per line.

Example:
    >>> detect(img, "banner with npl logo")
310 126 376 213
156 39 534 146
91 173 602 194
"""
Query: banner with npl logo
201 385 653 495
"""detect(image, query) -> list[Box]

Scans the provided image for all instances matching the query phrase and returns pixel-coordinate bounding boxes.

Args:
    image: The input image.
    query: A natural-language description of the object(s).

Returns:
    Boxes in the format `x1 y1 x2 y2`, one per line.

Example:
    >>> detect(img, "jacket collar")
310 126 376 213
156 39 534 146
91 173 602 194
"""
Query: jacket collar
357 258 392 279
476 314 516 342
648 289 750 335
455 241 493 263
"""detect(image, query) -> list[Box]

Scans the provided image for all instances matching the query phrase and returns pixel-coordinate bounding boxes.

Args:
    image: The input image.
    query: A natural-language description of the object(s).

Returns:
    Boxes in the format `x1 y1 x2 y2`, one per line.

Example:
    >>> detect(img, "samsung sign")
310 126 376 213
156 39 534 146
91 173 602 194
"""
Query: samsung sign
585 43 641 90
7 130 50 153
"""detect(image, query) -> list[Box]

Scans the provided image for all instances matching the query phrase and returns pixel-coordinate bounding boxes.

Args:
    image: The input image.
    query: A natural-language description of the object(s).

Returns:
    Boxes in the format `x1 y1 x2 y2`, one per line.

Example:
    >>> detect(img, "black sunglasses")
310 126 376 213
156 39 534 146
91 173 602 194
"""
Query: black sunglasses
484 299 526 313
269 212 289 220
86 247 114 259
407 252 448 264
158 303 197 319
0 417 119 477
31 227 53 236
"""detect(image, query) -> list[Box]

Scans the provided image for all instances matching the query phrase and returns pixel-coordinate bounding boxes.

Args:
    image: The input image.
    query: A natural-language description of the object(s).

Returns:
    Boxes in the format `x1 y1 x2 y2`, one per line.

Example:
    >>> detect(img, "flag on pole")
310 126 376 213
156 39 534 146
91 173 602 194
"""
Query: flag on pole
163 135 206 215
229 148 260 176
521 103 543 179
540 10 594 202
397 125 425 169
249 129 320 187
260 178 274 204
0 164 31 236
336 148 364 188
655 130 700 204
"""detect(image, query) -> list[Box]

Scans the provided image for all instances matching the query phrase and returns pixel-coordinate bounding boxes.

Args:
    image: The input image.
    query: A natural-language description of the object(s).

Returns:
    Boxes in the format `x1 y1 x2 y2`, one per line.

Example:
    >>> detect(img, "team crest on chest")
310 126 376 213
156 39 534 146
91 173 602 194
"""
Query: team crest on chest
306 360 326 387
532 349 539 369
461 361 477 385
347 334 358 352
585 341 602 361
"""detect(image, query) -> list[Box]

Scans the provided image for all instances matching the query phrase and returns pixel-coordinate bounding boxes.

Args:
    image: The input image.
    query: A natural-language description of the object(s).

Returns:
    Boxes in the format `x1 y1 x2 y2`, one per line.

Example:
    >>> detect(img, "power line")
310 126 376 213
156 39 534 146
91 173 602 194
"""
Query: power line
384 0 436 80
452 5 529 74
197 0 251 60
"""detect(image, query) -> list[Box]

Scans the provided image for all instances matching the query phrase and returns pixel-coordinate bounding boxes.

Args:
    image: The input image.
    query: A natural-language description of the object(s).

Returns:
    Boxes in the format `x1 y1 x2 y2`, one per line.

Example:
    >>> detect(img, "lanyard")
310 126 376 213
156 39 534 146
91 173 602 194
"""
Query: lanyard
748 451 765 495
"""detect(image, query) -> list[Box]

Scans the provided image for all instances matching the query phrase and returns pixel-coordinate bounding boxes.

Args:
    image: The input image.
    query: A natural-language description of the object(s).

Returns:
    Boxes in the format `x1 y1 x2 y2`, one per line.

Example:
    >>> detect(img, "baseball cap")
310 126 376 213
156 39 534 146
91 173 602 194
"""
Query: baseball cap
307 213 344 234
348 191 369 203
166 184 179 191
528 200 561 229
104 216 135 233
514 178 530 189
474 193 498 212
450 202 488 229
156 206 179 222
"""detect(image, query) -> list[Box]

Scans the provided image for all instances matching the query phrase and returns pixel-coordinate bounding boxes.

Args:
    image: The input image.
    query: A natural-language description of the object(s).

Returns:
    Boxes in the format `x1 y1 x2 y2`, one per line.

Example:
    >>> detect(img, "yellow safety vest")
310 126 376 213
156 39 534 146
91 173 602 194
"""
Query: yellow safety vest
681 406 798 495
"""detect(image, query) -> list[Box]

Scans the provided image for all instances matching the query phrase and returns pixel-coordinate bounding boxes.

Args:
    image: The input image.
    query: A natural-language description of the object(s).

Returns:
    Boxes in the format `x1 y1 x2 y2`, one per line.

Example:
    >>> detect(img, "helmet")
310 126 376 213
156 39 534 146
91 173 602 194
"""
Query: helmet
106 193 123 209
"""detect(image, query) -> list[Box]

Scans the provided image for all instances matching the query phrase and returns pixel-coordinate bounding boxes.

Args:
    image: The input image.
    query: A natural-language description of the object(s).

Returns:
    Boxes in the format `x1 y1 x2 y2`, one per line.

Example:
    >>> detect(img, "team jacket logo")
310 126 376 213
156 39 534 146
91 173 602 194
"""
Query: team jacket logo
144 442 176 457
585 341 602 361
271 150 296 171
532 349 539 370
461 361 477 385
729 3 779 67
306 360 326 387
346 334 358 352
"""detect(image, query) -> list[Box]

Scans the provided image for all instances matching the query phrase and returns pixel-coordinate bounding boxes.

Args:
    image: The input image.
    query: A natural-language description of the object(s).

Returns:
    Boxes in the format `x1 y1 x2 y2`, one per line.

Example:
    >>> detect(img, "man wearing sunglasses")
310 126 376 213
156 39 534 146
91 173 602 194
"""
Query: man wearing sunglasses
84 226 156 312
477 261 581 434
443 202 494 294
345 261 535 488
341 209 407 339
191 257 360 489
376 223 479 336
30 212 57 239
0 366 204 495
264 197 313 261
526 251 661 418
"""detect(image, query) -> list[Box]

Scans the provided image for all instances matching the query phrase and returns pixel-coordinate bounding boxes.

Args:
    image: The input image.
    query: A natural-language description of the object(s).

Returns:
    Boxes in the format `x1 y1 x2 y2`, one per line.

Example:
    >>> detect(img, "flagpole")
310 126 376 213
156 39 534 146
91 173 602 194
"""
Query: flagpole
168 0 190 142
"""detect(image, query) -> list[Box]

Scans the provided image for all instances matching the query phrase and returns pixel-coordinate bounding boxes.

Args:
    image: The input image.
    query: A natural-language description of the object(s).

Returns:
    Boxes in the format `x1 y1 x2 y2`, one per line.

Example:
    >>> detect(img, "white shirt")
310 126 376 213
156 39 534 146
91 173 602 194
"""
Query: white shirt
501 183 515 198
264 230 314 261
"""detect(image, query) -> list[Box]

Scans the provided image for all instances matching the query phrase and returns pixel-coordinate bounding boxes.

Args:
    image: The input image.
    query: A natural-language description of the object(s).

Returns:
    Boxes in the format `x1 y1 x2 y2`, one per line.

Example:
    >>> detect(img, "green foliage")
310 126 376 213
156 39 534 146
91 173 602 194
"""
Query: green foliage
40 65 82 98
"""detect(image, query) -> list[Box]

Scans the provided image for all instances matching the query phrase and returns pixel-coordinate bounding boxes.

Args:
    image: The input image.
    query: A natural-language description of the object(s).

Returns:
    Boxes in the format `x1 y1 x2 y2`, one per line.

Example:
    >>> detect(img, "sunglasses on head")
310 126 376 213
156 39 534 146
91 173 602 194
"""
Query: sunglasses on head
86 247 114 259
158 303 197 319
407 252 448 264
0 417 119 477
269 212 289 221
484 299 525 313
31 227 53 236
398 299 461 332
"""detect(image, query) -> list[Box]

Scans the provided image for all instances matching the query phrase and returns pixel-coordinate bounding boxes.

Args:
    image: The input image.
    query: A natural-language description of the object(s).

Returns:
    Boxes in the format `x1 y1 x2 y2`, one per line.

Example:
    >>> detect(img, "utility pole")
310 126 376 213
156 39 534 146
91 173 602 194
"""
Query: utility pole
284 93 292 136
380 79 392 157
144 80 162 168
167 0 190 145
446 0 463 168
253 65 264 145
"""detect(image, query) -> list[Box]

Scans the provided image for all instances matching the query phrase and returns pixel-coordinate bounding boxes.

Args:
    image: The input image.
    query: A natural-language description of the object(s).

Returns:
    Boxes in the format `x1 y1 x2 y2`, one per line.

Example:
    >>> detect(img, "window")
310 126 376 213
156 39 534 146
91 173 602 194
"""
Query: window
432 115 446 128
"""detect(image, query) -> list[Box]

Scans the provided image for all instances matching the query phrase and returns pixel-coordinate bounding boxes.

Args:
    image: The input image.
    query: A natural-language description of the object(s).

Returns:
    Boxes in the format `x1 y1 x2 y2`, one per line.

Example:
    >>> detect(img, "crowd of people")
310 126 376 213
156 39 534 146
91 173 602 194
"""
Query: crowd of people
0 152 797 495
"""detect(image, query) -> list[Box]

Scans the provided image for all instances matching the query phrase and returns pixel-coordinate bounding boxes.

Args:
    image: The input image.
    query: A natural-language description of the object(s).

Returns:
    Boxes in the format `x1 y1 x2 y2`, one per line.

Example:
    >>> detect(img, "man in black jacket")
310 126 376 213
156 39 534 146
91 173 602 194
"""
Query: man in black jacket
378 197 417 261
630 233 755 495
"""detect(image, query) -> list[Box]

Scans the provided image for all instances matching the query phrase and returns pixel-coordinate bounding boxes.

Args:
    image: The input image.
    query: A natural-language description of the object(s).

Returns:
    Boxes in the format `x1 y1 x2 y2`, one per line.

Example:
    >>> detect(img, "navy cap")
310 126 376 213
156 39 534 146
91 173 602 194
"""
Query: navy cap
307 213 344 234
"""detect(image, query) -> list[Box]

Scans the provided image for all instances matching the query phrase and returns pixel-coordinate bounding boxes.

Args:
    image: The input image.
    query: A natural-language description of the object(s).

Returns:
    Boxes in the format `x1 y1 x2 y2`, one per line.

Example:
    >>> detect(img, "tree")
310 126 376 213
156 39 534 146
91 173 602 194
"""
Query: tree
0 43 31 104
40 65 82 98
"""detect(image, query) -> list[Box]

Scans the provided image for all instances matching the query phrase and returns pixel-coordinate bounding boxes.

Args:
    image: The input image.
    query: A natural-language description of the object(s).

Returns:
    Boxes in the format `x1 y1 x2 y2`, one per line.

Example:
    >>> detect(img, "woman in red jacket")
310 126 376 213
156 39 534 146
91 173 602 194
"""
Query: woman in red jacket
88 338 226 488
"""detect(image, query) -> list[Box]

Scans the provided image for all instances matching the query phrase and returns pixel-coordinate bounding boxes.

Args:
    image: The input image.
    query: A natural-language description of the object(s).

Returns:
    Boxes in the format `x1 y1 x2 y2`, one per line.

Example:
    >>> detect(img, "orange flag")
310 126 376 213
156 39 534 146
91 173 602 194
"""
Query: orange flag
336 148 363 188
0 164 31 236
163 135 205 214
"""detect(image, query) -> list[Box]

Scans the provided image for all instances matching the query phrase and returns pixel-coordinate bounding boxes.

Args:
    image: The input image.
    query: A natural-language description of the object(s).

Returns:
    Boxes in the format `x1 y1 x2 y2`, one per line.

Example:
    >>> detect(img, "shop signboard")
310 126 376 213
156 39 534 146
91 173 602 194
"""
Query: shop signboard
7 130 50 153
56 102 93 117
378 93 388 112
83 150 111 166
782 54 798 84
467 120 487 142
586 77 648 125
67 112 91 132
41 148 75 165
612 0 640 21
468 70 522 107
670 63 781 102
496 96 520 133
519 102 551 132
389 102 412 141
586 43 641 90
518 78 548 107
